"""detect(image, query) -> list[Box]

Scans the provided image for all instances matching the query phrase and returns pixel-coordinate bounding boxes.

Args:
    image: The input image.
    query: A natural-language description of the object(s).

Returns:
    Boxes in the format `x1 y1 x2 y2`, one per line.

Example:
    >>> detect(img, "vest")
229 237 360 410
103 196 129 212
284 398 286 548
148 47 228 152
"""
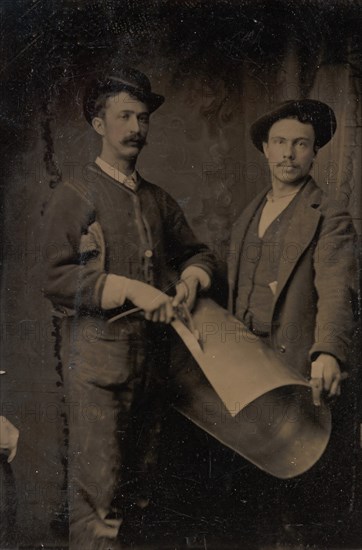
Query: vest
235 195 299 334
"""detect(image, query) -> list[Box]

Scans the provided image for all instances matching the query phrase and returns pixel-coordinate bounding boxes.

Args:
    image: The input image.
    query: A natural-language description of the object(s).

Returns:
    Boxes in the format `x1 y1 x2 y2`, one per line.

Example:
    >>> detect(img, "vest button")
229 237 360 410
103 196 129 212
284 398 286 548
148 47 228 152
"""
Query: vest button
279 345 286 354
144 249 153 258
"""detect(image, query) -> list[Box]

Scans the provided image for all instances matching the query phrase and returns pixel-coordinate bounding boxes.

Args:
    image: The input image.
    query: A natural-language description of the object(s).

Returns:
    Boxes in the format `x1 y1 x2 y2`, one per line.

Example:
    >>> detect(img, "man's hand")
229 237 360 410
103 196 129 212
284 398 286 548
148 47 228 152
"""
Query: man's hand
172 276 200 312
126 280 174 323
310 353 342 406
0 416 19 463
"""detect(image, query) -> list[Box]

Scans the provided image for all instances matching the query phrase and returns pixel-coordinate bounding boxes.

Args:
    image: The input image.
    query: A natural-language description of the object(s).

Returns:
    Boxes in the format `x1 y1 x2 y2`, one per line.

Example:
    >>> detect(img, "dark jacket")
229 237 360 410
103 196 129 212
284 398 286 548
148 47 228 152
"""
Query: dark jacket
228 176 357 378
42 163 216 316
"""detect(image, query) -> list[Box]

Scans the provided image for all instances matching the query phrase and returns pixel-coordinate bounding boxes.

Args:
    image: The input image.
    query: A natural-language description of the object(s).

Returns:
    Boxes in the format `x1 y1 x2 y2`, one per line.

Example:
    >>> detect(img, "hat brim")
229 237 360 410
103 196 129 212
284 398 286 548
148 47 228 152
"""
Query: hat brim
84 79 165 125
250 99 337 152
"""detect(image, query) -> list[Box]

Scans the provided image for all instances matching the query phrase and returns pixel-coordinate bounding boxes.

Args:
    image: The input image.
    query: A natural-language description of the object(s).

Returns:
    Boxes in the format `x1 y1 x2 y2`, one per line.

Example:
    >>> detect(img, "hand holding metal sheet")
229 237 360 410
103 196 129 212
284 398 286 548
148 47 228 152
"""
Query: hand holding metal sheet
124 279 174 323
310 354 347 406
173 276 199 311
0 416 19 463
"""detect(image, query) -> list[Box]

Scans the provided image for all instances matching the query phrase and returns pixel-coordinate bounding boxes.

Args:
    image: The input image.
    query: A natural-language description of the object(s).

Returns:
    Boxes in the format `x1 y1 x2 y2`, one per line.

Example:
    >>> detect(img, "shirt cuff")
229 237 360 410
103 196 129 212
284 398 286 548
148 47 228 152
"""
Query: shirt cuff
101 274 129 310
180 266 211 290
309 345 343 366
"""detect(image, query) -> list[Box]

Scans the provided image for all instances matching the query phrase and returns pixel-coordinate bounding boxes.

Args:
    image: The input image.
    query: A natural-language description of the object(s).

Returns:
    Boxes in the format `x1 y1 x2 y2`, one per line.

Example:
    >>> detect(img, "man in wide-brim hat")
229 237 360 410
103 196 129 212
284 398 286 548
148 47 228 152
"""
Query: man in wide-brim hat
229 98 356 390
227 98 357 541
43 67 217 548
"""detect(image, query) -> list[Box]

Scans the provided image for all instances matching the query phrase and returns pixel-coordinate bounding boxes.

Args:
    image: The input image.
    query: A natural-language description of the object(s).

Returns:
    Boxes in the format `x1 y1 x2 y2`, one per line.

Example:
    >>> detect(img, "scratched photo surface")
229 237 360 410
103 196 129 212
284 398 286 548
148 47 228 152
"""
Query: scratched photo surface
1 1 361 549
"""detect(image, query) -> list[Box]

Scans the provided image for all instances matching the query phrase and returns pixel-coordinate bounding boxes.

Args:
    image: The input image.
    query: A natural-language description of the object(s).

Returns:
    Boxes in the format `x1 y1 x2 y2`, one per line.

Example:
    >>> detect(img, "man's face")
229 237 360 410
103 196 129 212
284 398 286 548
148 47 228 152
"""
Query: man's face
93 91 150 163
262 118 316 185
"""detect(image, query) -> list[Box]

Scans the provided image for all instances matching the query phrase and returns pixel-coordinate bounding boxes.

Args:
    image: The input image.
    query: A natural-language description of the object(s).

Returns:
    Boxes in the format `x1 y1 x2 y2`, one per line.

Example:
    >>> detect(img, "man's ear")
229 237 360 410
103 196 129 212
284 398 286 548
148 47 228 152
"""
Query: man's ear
262 141 269 159
92 117 105 136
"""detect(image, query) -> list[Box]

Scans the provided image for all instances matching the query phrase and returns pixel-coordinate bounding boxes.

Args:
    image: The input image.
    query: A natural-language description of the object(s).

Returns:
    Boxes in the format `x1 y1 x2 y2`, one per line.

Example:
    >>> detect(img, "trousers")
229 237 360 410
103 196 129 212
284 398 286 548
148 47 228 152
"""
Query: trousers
59 314 170 549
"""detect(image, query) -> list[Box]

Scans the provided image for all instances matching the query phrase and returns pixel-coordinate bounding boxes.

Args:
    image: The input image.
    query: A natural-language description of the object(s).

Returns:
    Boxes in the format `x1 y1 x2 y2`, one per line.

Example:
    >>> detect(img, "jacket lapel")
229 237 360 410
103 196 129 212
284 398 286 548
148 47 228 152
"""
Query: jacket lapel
272 177 322 308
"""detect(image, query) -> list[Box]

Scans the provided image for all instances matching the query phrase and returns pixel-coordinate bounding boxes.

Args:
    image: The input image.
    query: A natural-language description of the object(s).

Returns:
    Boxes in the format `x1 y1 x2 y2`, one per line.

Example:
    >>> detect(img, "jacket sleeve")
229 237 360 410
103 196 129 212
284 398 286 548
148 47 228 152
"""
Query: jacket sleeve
42 181 107 311
309 199 358 366
156 186 218 281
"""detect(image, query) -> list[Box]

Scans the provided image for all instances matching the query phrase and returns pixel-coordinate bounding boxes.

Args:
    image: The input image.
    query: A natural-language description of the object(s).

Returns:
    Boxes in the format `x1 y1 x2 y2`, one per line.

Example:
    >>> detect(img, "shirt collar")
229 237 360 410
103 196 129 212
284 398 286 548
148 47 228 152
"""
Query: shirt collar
95 157 138 191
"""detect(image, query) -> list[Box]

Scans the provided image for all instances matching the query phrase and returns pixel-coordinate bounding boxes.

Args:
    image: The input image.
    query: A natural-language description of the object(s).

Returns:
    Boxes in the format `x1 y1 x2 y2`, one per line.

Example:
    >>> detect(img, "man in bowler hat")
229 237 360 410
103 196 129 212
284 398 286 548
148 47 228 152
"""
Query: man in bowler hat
227 99 357 542
43 67 216 548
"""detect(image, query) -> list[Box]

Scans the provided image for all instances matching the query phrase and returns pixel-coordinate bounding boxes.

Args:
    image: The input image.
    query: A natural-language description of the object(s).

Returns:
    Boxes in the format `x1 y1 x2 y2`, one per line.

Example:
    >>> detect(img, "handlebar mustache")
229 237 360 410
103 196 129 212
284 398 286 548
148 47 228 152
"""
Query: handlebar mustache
123 138 146 146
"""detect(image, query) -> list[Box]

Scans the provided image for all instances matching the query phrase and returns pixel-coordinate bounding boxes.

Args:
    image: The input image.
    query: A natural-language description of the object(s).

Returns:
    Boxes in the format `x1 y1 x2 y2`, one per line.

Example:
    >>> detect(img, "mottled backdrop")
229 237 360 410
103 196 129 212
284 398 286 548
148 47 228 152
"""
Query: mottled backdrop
1 0 361 547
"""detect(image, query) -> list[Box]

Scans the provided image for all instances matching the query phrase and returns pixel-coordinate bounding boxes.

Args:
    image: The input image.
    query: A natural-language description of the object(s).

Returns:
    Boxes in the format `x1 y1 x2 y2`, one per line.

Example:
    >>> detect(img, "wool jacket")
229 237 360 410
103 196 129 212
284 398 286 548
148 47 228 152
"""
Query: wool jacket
228 176 357 378
43 162 216 316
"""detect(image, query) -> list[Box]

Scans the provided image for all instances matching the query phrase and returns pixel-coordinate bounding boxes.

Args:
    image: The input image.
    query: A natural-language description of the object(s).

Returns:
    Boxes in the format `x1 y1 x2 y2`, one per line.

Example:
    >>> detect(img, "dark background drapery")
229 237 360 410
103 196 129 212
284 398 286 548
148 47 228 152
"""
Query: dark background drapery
1 0 361 547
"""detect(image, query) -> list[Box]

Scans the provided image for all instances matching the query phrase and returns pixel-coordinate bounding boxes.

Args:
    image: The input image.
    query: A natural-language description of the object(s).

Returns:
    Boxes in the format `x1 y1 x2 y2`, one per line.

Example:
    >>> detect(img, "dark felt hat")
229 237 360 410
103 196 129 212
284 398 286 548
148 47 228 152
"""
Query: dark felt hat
83 67 165 125
250 99 337 152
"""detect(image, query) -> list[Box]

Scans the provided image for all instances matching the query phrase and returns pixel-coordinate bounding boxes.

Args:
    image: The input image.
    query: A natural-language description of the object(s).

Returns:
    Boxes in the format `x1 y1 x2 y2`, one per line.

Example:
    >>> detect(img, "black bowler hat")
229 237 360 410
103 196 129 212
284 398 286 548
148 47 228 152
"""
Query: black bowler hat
250 99 337 152
83 67 165 125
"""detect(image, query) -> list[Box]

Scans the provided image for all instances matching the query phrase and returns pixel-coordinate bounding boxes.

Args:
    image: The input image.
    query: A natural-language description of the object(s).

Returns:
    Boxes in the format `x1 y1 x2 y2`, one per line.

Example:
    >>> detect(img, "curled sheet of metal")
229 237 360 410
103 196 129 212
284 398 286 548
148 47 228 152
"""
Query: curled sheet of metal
171 298 332 479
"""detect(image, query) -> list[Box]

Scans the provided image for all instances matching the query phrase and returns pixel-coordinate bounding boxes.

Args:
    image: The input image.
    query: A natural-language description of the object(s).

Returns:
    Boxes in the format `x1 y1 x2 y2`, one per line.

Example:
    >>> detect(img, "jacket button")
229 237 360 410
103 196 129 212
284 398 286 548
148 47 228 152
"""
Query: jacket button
144 249 153 258
279 345 286 353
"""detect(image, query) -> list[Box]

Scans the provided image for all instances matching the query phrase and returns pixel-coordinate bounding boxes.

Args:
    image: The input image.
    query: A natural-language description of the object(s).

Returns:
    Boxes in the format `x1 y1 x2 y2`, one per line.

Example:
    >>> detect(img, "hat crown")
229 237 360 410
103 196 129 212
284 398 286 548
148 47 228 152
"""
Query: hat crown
104 67 152 94
250 99 337 152
83 67 164 125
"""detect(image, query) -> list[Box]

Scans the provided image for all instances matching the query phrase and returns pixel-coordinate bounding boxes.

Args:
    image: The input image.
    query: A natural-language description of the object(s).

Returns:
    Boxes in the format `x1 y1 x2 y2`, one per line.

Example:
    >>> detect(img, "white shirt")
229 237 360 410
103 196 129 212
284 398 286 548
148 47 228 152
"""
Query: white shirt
95 156 138 191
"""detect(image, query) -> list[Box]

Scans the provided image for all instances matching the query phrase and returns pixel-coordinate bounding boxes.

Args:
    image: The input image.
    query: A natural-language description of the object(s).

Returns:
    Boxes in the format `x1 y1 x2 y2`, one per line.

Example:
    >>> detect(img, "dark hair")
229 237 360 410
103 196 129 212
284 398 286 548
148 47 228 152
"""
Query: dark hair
92 92 116 119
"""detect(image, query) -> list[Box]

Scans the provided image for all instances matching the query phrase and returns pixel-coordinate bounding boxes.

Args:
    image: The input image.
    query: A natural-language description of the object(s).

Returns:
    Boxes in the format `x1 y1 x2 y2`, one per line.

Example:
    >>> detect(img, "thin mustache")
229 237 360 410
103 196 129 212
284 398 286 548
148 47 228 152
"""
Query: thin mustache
277 162 299 167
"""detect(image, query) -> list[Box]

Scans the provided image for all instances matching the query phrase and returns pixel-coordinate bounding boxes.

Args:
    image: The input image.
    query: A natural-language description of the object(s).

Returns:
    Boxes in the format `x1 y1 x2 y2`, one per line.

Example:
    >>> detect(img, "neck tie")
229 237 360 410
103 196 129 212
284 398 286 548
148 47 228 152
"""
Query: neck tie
123 174 137 191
